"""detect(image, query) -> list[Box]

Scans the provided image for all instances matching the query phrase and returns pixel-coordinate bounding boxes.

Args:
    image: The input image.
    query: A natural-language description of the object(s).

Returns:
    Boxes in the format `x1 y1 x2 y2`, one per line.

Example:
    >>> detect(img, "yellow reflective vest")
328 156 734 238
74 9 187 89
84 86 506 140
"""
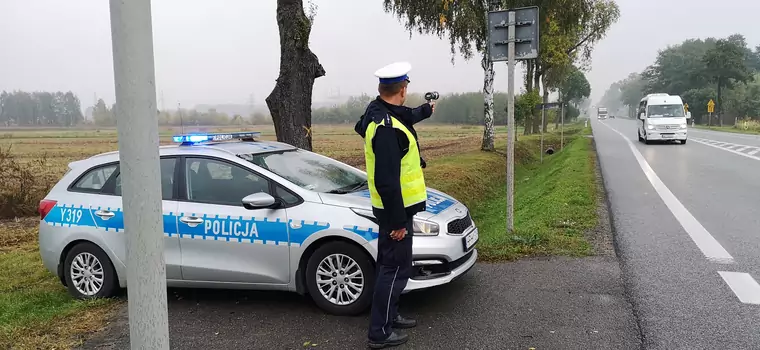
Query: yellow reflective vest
364 115 427 209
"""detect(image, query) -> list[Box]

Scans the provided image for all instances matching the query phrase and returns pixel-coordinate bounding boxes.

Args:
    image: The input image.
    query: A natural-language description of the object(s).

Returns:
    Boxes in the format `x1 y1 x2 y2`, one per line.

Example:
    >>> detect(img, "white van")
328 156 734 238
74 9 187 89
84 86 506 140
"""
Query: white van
637 93 691 144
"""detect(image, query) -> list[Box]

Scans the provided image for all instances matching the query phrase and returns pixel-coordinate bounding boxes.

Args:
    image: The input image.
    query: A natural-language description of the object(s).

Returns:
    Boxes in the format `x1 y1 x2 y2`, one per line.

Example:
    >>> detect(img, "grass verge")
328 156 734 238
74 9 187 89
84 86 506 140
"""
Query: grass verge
426 126 597 261
694 123 760 135
0 219 120 350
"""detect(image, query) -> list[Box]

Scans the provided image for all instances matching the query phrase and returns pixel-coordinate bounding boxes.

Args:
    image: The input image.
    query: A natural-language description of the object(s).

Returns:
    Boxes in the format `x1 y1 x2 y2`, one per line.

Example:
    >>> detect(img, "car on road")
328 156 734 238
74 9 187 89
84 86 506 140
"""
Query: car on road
37 132 479 315
637 93 692 144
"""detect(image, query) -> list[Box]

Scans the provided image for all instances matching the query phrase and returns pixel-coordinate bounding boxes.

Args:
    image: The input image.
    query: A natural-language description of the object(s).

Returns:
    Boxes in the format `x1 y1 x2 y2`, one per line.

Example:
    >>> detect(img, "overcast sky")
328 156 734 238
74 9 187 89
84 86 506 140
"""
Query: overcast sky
1 0 759 109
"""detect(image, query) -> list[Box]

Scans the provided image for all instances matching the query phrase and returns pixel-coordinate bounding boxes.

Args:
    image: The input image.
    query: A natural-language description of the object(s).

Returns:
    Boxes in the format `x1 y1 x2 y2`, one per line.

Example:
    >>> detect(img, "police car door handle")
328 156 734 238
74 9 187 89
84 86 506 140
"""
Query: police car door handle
94 210 115 219
180 216 204 226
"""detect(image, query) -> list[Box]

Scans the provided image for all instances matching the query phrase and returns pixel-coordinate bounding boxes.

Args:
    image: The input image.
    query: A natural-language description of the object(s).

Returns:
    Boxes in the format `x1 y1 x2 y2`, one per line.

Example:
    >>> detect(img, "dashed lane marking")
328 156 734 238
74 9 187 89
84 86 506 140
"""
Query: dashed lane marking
691 138 760 161
718 272 760 305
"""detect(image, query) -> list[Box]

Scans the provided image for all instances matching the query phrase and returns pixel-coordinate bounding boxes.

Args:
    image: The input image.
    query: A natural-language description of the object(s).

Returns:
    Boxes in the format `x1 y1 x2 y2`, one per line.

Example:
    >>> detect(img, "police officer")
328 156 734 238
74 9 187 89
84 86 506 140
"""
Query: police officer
354 62 434 349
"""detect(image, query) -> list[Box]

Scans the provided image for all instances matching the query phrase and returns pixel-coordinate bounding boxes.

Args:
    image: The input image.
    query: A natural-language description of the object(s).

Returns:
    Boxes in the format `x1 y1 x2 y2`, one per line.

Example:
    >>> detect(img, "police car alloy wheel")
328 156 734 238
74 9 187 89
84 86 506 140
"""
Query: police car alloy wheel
305 241 375 316
63 242 118 299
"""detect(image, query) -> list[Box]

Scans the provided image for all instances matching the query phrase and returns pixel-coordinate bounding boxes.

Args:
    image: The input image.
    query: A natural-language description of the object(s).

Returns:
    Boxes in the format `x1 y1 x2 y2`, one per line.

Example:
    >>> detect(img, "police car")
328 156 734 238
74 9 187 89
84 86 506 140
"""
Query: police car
38 132 478 315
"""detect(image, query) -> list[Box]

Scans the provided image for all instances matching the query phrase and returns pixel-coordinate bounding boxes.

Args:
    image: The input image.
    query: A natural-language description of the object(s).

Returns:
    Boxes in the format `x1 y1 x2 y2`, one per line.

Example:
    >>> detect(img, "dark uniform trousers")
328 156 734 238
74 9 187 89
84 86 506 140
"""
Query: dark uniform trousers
368 218 414 341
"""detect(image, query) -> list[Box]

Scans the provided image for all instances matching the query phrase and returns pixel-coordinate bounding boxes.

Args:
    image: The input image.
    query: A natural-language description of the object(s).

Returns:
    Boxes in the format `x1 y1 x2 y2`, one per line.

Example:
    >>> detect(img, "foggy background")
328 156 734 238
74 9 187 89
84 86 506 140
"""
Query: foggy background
1 0 759 110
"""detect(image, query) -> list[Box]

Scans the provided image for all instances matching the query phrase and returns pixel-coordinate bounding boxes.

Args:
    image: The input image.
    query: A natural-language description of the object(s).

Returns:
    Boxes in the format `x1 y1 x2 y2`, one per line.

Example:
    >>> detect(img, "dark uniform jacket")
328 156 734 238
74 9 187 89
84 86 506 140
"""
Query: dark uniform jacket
354 96 433 231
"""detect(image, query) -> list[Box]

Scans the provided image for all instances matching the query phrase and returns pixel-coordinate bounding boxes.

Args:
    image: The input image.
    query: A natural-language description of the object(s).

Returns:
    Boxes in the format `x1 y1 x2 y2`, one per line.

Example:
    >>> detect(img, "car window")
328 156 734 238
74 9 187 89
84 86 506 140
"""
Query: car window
276 185 300 205
239 150 366 194
72 164 117 192
185 157 270 206
113 158 177 200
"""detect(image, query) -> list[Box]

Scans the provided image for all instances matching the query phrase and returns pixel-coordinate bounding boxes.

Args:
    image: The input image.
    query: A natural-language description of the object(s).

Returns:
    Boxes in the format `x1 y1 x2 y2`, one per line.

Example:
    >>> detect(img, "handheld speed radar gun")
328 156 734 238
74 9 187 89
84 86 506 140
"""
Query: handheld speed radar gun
425 91 439 102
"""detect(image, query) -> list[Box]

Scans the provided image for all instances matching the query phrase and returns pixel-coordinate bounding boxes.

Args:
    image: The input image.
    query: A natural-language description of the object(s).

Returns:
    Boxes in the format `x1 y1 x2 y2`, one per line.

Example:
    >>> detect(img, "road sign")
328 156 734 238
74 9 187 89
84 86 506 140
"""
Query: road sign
707 99 715 113
487 6 540 61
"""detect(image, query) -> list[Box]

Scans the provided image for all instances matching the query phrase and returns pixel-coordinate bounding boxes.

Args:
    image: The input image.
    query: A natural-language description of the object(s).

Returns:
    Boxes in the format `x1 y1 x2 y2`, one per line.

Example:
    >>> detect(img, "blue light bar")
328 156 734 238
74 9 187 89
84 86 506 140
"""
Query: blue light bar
172 132 261 145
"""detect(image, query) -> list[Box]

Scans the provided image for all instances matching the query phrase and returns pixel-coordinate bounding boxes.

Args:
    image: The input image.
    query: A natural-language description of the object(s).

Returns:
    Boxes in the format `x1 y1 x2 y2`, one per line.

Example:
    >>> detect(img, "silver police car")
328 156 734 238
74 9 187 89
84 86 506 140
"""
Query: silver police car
38 132 478 315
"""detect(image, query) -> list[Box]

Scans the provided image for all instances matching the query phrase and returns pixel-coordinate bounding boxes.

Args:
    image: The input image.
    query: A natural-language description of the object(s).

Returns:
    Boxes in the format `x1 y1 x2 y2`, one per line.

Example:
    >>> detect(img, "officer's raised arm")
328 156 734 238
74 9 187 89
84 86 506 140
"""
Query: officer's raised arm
408 103 433 125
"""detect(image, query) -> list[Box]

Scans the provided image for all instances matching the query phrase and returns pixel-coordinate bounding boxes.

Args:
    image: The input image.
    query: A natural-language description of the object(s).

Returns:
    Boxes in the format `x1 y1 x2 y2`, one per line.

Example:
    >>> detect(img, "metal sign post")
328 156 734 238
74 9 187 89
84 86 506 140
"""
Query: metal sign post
109 0 170 348
488 6 539 233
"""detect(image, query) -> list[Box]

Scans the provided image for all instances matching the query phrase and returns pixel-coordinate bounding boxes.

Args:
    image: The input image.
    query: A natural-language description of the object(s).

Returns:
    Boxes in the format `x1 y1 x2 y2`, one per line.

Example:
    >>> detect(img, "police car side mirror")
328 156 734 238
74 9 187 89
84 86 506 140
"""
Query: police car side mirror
242 192 278 210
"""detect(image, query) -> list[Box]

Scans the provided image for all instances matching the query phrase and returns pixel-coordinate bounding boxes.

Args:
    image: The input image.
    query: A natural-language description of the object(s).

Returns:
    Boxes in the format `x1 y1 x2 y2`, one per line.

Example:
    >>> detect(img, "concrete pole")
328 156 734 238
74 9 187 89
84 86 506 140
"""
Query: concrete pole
506 11 516 232
560 92 565 150
108 1 170 348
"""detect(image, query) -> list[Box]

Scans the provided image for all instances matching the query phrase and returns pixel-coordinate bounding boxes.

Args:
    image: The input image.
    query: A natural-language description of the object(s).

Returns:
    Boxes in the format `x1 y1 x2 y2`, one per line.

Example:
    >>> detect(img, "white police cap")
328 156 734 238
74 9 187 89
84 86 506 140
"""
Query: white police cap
374 62 412 84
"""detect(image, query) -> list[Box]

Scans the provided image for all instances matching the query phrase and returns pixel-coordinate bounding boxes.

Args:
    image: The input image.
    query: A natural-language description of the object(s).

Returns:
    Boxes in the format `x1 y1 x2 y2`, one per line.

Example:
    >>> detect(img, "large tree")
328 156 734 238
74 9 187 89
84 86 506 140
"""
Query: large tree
382 0 507 151
265 0 325 151
703 35 753 126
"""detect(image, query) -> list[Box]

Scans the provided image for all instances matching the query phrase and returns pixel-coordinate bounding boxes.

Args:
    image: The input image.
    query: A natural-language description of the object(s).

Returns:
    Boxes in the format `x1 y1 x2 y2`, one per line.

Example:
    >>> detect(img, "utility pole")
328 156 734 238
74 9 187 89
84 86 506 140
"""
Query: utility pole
506 10 516 232
108 1 170 348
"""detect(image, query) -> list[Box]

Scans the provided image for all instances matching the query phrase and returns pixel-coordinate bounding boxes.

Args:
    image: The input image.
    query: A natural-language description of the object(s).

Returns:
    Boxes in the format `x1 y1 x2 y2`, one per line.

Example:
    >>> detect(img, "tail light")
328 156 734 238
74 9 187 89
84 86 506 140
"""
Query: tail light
39 199 57 220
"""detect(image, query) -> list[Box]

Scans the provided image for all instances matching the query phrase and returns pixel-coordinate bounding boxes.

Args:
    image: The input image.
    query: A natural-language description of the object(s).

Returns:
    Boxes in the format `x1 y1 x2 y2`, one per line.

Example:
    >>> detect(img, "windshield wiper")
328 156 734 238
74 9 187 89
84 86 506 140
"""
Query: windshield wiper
326 180 368 194
348 180 368 192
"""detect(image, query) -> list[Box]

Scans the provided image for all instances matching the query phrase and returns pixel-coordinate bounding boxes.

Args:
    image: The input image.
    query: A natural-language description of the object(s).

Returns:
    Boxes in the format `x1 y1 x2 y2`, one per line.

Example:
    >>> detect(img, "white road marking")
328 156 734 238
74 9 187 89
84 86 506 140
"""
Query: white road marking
597 122 734 264
718 271 760 304
749 149 759 156
735 146 750 152
691 138 760 162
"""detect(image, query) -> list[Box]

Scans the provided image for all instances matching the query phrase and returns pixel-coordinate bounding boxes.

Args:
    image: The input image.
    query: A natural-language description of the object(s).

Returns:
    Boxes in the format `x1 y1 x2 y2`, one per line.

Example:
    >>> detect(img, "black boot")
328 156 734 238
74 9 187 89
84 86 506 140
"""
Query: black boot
392 314 417 329
368 331 409 349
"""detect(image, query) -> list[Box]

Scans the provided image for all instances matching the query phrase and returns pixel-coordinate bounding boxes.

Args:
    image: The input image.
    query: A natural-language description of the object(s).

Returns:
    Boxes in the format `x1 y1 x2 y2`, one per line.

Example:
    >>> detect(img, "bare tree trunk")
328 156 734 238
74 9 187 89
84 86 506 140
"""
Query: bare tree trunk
541 79 549 133
265 0 325 151
481 54 495 151
717 79 723 128
524 61 535 135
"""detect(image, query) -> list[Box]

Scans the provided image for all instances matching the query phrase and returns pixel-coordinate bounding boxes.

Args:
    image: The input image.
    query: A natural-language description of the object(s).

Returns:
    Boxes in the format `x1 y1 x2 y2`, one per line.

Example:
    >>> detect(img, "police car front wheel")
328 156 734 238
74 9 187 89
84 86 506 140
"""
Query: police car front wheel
305 241 375 316
63 242 119 299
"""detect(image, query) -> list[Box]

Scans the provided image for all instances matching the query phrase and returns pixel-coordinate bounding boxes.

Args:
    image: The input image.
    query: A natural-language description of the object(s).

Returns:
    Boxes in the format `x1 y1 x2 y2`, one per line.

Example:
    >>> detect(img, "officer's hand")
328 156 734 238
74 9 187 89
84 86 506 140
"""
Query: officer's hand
390 228 407 241
429 101 436 113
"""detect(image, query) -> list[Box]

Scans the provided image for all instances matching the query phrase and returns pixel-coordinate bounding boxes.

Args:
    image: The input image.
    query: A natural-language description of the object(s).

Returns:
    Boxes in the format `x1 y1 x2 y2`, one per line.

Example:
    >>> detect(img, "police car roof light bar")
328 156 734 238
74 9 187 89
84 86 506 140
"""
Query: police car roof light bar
172 131 261 145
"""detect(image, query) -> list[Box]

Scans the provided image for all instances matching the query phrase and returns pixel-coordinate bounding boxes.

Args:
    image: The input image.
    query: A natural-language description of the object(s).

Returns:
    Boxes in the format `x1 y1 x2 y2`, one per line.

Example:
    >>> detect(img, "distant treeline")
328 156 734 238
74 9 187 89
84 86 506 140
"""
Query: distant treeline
1 90 583 128
313 92 582 125
0 91 84 127
313 92 512 125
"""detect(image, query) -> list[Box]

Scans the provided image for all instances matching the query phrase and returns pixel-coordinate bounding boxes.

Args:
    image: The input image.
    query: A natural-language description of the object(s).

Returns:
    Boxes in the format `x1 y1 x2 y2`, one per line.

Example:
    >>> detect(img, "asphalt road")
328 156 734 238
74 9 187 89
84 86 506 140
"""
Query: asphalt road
592 118 760 349
80 257 638 350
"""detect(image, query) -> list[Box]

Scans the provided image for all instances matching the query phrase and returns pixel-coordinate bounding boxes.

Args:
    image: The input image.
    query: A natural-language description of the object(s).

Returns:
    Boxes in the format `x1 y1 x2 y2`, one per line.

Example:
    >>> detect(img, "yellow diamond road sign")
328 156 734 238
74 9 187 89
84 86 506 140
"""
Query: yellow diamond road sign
707 99 715 113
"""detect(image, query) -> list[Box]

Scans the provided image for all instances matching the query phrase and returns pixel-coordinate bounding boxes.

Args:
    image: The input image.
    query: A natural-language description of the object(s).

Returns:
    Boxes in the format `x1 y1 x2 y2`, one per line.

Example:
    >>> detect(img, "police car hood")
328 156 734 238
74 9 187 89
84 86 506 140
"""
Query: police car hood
318 188 461 221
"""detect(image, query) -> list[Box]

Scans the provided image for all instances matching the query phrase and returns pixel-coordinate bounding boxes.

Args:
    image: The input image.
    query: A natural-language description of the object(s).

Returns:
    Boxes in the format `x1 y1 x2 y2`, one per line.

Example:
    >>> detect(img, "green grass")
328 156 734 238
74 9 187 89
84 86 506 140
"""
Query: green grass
694 124 760 135
0 222 119 350
426 125 598 261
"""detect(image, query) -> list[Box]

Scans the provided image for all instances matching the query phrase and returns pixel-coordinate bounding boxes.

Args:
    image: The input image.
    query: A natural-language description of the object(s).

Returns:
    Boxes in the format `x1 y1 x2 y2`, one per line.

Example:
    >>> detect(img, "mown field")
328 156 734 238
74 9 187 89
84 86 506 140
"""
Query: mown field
0 123 597 349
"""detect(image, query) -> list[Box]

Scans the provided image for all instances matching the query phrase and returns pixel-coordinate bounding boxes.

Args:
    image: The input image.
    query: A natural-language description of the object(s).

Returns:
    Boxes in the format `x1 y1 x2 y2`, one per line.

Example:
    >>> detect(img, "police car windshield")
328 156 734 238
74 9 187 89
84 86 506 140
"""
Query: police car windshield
239 150 367 194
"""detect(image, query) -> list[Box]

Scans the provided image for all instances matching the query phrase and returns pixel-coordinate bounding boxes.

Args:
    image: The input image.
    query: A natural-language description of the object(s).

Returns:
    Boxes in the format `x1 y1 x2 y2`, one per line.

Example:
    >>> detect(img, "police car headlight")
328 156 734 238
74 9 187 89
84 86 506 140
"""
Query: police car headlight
647 124 655 130
413 219 439 236
680 123 687 129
